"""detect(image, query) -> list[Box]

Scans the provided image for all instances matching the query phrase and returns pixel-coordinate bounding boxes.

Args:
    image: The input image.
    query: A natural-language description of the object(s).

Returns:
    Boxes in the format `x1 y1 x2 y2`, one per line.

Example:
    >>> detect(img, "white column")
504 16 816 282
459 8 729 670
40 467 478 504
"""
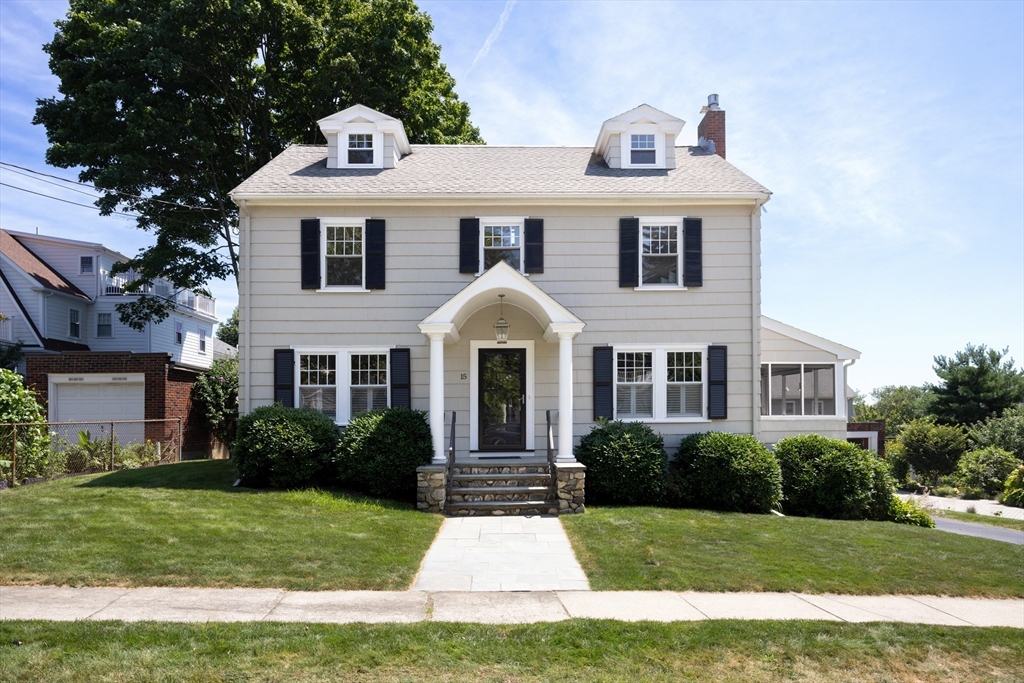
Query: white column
556 332 575 463
428 333 446 464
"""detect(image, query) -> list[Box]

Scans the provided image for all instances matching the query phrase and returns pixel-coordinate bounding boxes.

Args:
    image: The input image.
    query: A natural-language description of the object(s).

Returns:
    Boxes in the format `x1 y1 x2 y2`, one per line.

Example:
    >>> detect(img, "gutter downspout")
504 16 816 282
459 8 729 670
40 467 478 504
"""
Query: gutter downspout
240 200 251 415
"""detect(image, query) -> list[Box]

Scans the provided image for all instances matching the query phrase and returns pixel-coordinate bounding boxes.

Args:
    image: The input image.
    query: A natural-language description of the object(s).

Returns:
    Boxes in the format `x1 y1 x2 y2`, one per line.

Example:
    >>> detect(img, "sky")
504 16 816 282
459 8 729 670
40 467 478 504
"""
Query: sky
1 0 1022 397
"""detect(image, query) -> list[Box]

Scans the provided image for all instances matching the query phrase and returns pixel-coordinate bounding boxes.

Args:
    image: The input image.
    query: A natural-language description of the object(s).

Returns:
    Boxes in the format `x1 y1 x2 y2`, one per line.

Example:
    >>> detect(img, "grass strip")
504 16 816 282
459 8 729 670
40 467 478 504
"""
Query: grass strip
1 620 1021 683
562 506 1024 597
0 460 442 590
932 510 1024 532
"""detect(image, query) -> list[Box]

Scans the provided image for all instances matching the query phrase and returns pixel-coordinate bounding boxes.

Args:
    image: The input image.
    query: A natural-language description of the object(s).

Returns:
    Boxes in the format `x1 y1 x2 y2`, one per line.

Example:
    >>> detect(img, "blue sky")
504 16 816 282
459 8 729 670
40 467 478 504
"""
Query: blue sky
1 0 1021 396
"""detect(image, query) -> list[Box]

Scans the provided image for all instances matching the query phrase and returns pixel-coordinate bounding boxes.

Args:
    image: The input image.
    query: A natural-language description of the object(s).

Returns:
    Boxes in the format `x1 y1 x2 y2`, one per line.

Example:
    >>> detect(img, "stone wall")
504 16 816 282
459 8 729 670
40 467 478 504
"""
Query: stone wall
554 462 586 514
416 464 446 513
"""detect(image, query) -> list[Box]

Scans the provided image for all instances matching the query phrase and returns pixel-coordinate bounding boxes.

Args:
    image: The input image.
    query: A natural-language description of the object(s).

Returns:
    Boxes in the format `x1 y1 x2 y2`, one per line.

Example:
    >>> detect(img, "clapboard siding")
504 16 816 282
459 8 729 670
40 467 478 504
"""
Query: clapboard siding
760 326 842 363
9 236 99 300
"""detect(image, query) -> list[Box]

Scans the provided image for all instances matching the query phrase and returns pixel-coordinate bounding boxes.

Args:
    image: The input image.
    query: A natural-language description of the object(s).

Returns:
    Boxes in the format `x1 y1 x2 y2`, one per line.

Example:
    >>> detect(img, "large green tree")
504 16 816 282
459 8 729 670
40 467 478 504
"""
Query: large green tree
851 384 934 436
216 306 239 348
928 344 1024 426
35 0 481 329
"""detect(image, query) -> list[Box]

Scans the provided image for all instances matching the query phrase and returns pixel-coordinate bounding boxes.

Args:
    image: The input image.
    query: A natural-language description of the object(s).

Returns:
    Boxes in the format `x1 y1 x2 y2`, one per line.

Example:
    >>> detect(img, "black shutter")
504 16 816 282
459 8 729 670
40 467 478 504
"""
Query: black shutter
593 346 614 420
619 217 639 287
365 219 386 289
390 347 411 409
300 219 320 289
683 217 703 287
708 345 727 419
460 218 480 273
274 348 295 407
524 218 544 274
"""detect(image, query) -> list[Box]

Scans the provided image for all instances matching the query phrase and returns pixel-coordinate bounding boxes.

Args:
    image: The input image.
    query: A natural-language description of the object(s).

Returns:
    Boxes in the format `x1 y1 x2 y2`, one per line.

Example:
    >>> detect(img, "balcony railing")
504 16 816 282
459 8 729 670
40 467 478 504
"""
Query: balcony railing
104 272 215 318
0 316 12 343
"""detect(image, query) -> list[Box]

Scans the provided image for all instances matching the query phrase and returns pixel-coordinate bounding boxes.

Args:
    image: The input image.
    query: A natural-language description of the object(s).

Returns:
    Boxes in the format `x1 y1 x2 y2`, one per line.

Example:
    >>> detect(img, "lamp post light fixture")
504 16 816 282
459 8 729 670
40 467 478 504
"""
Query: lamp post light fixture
493 294 510 344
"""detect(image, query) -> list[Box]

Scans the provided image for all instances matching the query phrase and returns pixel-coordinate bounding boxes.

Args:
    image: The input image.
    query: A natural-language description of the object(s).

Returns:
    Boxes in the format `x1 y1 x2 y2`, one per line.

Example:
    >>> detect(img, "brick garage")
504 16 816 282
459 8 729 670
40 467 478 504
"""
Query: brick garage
25 352 216 460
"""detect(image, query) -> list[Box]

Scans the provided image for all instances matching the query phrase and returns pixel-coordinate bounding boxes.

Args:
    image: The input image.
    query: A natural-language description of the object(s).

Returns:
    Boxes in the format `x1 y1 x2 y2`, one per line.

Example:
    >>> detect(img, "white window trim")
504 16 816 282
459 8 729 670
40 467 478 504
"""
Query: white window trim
469 339 535 452
199 328 207 354
477 216 526 276
174 319 183 345
620 125 666 169
318 217 370 292
79 255 95 275
292 346 393 425
760 361 845 419
613 344 710 423
339 125 383 169
636 216 686 291
96 312 112 338
68 308 81 339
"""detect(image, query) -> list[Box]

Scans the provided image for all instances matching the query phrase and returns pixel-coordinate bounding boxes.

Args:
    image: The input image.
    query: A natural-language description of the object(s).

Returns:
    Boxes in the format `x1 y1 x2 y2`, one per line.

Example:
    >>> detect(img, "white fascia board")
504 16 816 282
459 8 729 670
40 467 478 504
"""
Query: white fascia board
231 192 771 206
761 316 861 360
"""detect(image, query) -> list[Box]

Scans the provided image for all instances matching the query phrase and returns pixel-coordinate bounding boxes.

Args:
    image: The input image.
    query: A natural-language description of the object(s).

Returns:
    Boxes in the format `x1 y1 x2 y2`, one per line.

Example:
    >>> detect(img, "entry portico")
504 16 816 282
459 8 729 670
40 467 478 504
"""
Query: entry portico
417 262 585 464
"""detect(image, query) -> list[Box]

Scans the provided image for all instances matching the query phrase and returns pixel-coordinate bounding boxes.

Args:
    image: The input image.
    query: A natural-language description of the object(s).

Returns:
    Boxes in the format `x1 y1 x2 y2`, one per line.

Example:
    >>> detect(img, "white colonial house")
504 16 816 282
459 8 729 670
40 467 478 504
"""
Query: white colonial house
230 96 862 513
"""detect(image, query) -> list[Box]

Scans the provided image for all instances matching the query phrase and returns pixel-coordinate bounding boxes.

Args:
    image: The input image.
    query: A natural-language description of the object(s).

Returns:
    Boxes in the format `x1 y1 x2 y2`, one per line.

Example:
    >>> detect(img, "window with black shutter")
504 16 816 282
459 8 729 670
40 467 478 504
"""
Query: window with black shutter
460 218 480 273
593 346 614 420
274 348 295 407
300 219 320 289
708 345 727 419
619 218 639 287
524 218 544 273
390 348 411 409
683 217 703 287
365 219 386 290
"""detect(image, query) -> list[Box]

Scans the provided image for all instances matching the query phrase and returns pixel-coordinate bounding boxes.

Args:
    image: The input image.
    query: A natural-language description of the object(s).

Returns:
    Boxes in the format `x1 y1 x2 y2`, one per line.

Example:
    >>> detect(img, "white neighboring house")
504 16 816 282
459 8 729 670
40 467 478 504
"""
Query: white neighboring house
0 228 218 431
230 97 863 511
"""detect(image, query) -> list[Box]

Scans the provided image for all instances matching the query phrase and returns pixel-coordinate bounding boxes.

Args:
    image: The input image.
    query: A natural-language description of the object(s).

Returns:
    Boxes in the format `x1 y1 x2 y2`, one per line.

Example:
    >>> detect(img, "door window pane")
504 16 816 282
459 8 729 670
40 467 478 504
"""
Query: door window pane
479 349 525 449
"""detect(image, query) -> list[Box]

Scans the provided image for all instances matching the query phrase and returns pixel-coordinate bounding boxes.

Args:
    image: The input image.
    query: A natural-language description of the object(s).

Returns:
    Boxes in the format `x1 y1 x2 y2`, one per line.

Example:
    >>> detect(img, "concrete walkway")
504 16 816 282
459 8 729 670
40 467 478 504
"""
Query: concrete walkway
412 515 590 591
933 517 1024 545
1 587 1021 627
901 492 1024 520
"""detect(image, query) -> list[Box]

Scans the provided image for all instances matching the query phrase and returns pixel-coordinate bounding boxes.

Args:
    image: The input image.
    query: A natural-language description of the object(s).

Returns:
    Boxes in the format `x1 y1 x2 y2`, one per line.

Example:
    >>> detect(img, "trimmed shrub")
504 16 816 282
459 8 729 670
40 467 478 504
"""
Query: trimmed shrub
673 432 782 514
954 446 1020 497
574 419 667 505
899 418 967 482
0 368 52 482
1002 465 1024 507
931 485 958 498
192 357 239 443
335 407 433 501
233 405 339 488
884 440 911 487
887 497 935 528
774 434 895 520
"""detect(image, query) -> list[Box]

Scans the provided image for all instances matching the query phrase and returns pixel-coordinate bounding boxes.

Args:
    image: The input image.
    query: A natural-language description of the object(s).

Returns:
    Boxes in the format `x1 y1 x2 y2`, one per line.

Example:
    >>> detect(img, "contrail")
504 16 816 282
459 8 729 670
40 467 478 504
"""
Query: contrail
465 0 517 78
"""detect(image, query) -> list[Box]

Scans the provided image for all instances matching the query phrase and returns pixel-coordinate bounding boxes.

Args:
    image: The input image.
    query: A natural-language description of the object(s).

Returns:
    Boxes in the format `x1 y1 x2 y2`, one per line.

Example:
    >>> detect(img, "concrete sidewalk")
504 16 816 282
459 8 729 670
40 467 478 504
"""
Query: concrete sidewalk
1 587 1021 627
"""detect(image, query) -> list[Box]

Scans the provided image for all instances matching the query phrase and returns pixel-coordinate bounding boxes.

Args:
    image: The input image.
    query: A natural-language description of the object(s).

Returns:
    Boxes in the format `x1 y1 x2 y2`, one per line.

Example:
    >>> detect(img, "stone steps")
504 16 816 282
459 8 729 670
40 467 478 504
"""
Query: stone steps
444 499 558 516
445 463 556 516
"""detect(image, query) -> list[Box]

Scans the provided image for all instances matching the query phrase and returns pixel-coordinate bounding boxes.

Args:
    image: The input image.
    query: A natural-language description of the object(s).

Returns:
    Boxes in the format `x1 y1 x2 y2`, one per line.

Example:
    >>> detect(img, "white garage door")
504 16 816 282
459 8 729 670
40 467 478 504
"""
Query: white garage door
55 382 145 444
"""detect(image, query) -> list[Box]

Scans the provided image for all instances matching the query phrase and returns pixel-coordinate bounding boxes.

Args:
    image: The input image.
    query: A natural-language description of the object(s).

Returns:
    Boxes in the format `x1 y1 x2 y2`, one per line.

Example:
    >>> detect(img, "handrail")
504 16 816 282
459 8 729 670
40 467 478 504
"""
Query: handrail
444 411 456 511
547 409 557 494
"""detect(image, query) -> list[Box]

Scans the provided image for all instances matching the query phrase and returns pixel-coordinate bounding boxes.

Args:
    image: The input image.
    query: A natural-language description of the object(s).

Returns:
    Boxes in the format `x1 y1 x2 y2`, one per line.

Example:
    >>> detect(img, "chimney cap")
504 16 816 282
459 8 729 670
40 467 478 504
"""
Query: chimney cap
700 94 721 114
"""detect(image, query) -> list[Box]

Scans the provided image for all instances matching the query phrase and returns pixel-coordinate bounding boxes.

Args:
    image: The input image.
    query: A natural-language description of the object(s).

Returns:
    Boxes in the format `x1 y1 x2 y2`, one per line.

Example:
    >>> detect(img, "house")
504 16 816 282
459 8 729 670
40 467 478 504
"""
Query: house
229 96 861 513
0 228 222 458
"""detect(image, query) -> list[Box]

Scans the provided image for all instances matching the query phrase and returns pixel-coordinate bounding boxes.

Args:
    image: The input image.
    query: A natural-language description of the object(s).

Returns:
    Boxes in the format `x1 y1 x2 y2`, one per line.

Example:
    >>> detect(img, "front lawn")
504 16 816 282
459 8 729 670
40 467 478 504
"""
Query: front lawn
562 507 1024 597
0 460 441 590
1 620 1021 683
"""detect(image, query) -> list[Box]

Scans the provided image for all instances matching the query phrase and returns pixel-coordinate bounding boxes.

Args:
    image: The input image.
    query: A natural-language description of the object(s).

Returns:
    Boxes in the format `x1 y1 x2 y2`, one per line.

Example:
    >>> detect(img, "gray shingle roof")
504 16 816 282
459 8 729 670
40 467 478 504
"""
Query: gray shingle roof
231 145 770 197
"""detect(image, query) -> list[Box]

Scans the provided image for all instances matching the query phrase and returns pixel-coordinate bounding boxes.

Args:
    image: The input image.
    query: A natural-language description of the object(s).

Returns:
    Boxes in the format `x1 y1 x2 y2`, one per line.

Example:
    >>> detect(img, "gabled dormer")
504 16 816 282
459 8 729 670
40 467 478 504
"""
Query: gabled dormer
318 104 412 170
593 104 685 170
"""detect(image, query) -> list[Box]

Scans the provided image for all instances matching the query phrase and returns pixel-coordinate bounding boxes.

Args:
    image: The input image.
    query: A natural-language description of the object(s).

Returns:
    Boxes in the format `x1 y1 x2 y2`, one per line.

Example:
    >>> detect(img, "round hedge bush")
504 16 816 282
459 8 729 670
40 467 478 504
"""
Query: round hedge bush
335 407 433 501
954 446 1020 497
0 368 53 481
673 432 782 514
233 405 339 488
774 434 896 520
573 419 667 505
1001 465 1024 508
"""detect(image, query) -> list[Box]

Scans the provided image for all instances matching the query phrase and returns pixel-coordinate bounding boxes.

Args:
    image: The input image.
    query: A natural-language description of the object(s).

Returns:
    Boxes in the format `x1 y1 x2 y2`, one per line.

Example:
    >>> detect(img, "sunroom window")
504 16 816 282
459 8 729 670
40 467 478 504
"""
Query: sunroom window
616 351 653 418
299 354 337 420
347 133 373 164
630 134 656 164
760 363 836 416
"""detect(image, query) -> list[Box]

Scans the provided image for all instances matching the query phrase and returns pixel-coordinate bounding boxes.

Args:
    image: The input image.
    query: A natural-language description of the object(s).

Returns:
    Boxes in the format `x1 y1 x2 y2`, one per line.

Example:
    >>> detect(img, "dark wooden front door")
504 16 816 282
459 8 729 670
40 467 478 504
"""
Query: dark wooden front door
478 348 526 451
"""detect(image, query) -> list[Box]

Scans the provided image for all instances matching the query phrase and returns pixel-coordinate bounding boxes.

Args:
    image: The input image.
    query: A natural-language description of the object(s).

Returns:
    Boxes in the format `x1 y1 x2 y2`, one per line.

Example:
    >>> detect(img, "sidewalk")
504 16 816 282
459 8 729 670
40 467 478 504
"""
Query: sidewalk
901 492 1024 520
1 586 1021 627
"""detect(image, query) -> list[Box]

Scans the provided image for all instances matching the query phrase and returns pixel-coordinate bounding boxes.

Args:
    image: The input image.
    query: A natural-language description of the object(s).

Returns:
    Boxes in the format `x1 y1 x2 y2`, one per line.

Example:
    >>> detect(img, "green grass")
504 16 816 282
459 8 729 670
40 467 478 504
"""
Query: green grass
934 510 1024 532
0 460 442 590
1 620 1021 683
562 507 1024 597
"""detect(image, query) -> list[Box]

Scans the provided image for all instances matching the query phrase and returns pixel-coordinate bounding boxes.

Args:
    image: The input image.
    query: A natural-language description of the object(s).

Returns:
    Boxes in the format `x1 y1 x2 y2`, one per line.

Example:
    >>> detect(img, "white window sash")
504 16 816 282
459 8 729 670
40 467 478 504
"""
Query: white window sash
614 346 708 422
319 218 368 290
477 217 526 275
292 346 392 425
637 218 684 289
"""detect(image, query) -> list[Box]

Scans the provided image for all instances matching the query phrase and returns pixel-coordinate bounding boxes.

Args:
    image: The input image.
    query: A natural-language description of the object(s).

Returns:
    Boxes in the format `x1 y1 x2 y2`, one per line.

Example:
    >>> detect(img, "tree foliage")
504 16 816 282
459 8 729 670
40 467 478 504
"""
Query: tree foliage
969 407 1024 462
928 344 1024 426
216 307 239 348
899 418 967 482
36 0 482 328
851 385 933 436
191 357 239 443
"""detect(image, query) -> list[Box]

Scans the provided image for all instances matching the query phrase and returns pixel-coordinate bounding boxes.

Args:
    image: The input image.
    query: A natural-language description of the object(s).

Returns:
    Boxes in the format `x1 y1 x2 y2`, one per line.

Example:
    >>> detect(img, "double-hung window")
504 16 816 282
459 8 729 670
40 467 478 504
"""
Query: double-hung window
350 353 388 415
347 133 374 164
199 328 207 353
760 363 837 416
299 354 337 420
324 223 363 288
479 219 524 273
69 309 81 339
613 347 708 421
96 312 112 338
630 134 656 164
174 320 183 345
79 256 94 275
641 221 680 286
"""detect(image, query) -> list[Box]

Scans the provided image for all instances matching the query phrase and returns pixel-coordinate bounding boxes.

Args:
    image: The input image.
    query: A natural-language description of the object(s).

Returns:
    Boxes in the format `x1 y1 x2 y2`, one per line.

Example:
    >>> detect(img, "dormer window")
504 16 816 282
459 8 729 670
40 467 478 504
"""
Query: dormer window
348 134 374 165
630 134 656 164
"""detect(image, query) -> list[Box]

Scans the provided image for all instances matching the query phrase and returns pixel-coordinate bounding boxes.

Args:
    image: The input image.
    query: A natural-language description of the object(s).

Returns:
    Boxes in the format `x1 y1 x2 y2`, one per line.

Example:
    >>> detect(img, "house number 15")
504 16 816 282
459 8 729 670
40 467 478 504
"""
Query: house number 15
461 374 467 380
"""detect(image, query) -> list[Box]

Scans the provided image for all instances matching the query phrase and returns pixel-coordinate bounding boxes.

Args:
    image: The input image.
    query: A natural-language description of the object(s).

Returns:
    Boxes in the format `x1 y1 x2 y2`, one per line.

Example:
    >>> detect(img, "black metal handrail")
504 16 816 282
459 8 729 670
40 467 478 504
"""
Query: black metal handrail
546 409 557 493
444 411 456 509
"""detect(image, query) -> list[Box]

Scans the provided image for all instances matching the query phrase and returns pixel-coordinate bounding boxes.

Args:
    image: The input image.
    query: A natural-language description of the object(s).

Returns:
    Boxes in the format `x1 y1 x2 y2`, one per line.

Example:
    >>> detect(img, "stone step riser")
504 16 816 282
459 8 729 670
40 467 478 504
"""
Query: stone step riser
452 469 550 477
450 480 552 489
448 493 552 503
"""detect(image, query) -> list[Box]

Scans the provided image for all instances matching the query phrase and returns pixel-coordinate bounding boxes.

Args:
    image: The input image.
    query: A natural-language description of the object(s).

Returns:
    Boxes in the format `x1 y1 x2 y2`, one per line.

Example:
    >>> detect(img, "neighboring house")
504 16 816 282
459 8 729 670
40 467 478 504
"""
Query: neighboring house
230 96 862 512
0 228 220 458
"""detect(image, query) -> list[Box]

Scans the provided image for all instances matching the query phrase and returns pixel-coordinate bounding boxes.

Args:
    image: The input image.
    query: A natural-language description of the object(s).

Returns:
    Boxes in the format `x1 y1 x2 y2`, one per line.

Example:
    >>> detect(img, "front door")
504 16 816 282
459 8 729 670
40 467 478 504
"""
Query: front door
478 348 526 451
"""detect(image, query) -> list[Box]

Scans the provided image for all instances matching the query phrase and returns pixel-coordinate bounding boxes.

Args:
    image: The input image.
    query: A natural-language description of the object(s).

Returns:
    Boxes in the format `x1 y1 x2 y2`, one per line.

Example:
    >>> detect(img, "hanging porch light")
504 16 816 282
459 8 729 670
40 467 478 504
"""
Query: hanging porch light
493 294 510 344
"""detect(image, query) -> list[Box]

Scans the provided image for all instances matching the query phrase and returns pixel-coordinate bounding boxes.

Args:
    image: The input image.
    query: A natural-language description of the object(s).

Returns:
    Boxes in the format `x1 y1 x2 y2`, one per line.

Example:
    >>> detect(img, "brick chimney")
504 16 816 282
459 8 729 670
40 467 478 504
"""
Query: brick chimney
697 94 726 160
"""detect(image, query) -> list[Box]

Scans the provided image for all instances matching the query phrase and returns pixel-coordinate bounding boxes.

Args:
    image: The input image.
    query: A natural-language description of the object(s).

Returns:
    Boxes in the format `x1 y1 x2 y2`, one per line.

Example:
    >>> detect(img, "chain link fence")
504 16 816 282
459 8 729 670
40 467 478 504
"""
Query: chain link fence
1 418 182 487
